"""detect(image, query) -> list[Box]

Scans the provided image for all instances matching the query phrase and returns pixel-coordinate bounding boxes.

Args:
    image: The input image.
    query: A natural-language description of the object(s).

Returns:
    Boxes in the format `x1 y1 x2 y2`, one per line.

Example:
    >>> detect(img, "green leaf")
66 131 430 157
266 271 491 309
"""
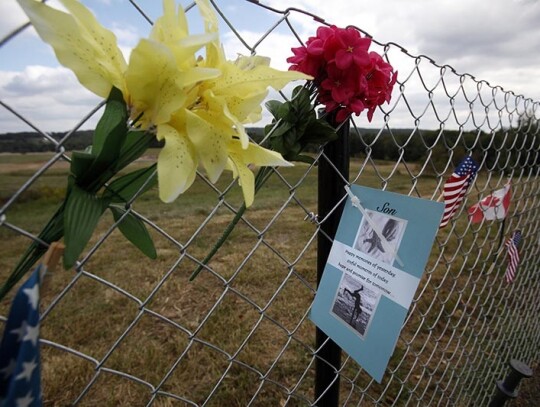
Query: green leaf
265 100 284 118
292 86 311 110
63 183 108 268
77 87 129 188
291 85 307 99
281 102 296 122
104 165 157 203
114 131 155 172
267 121 293 140
270 135 286 155
70 151 95 179
284 141 302 159
110 206 157 259
92 87 128 158
304 119 339 144
0 202 66 301
284 129 298 149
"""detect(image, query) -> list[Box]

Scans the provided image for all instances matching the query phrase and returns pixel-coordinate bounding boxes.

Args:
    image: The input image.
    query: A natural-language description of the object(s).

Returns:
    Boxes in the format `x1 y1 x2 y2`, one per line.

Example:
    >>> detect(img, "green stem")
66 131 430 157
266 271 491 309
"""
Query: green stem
0 202 66 301
86 131 154 193
0 131 155 301
189 166 273 281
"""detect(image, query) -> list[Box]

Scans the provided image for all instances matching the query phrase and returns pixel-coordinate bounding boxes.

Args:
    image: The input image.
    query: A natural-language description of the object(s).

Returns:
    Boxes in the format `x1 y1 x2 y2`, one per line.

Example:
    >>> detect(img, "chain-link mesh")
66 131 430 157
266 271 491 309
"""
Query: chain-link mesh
1 1 539 406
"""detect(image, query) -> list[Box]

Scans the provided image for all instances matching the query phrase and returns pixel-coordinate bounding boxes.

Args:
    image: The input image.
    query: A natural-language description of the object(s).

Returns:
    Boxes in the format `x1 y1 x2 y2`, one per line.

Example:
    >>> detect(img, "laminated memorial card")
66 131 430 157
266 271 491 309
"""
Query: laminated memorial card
311 184 444 382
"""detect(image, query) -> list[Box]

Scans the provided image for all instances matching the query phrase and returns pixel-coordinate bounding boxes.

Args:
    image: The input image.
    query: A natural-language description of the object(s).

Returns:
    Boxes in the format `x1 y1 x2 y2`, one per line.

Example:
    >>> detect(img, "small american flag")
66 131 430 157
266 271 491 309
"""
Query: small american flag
0 265 43 406
504 230 522 283
439 156 479 228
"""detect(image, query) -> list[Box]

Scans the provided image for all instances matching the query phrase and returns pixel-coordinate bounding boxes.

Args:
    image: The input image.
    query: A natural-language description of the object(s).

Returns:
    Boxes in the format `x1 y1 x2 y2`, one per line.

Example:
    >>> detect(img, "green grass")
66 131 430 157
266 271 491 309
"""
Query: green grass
0 152 537 406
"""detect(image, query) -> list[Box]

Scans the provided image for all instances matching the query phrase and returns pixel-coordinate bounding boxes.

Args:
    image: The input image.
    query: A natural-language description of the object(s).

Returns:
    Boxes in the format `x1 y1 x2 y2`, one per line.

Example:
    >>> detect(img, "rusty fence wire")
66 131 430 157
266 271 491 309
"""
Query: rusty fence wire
1 0 539 406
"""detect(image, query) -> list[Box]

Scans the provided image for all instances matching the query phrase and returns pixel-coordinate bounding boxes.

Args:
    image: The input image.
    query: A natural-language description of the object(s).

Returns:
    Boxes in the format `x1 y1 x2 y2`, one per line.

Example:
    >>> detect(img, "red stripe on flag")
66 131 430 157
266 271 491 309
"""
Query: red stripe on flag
440 175 469 228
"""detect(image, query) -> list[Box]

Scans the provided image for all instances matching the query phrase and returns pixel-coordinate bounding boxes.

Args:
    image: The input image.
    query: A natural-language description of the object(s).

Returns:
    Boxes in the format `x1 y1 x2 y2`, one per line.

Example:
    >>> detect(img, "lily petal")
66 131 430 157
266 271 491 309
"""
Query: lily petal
157 124 197 203
227 154 255 207
177 67 221 89
213 55 310 99
225 93 267 124
196 0 225 68
227 139 293 207
203 90 250 148
126 39 185 127
228 139 294 168
196 0 219 33
152 0 218 69
16 0 127 98
150 0 189 41
185 110 230 183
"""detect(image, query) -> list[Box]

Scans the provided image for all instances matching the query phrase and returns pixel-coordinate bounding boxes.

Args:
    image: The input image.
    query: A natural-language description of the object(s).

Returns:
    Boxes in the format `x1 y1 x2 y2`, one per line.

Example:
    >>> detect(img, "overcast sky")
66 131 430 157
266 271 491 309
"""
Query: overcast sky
1 0 539 133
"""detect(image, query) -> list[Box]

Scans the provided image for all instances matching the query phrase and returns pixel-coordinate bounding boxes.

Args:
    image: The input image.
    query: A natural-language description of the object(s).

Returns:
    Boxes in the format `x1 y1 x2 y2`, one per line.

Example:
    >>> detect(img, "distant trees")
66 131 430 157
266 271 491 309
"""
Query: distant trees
0 131 94 153
349 122 539 174
0 130 163 153
3 120 538 175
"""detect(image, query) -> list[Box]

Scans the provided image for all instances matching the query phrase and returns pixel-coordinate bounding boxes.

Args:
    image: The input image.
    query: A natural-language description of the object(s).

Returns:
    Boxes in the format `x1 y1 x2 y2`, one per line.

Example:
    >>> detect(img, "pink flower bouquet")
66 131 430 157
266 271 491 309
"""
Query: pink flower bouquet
288 25 398 122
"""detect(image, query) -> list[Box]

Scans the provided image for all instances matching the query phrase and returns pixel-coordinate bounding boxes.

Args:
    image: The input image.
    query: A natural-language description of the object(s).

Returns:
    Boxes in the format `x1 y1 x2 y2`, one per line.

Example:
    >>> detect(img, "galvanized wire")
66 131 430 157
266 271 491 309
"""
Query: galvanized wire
0 0 539 406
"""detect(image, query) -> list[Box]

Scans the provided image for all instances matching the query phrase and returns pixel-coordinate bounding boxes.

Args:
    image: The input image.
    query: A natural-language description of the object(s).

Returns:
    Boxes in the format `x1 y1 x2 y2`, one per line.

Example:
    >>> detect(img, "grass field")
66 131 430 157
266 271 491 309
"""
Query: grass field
0 152 538 406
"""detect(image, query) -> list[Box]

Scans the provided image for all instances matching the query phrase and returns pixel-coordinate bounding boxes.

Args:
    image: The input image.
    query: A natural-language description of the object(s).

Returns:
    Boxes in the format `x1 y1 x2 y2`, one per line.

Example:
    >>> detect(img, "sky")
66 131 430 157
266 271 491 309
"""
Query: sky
1 0 540 133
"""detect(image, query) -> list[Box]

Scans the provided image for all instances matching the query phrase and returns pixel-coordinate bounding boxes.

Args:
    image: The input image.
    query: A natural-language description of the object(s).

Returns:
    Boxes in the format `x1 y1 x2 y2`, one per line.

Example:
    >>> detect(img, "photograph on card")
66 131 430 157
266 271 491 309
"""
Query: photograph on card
331 272 381 338
354 209 407 266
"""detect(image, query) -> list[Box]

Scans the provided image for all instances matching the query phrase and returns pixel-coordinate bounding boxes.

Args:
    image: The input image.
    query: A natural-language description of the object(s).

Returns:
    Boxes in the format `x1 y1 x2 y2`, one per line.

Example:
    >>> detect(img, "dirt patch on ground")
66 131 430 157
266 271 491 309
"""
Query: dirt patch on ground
514 362 539 406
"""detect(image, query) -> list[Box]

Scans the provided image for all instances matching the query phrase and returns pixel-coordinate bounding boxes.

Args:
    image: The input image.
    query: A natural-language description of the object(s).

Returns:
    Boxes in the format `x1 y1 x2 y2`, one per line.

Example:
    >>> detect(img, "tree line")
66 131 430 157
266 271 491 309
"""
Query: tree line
1 125 538 172
0 130 162 153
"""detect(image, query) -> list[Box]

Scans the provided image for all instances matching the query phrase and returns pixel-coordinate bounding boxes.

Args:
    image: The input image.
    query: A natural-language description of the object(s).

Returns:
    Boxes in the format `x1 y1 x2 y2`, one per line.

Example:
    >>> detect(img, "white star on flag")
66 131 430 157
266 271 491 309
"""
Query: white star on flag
22 324 39 347
0 264 45 405
22 284 39 310
15 390 34 407
10 321 28 342
15 359 37 382
0 359 17 379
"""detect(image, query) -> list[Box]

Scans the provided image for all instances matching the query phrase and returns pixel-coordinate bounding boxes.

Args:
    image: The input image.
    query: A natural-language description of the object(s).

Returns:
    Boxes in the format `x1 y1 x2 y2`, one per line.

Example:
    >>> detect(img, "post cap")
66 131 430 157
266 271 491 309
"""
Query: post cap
509 359 533 378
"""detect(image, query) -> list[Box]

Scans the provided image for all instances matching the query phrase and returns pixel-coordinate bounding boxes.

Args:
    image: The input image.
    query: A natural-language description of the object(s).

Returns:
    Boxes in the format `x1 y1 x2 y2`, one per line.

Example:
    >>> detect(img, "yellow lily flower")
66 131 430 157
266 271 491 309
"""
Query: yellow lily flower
175 0 310 205
196 0 311 148
16 0 309 207
16 0 215 124
124 38 219 129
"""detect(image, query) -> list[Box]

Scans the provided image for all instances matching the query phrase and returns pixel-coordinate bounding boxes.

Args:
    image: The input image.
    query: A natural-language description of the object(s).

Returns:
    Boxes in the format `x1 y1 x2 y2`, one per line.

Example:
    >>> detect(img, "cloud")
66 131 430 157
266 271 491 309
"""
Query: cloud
260 0 540 100
1 0 538 134
111 23 140 48
0 1 30 40
0 65 101 132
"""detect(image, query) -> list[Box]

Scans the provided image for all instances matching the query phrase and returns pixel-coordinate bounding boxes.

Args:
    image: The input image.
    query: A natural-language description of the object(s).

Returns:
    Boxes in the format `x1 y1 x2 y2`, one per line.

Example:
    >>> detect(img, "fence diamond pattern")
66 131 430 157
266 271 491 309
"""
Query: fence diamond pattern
0 0 539 406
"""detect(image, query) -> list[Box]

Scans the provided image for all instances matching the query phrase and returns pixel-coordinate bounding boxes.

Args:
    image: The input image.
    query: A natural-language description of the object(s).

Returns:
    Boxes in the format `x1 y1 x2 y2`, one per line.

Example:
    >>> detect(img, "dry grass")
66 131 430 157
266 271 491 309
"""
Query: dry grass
0 153 538 406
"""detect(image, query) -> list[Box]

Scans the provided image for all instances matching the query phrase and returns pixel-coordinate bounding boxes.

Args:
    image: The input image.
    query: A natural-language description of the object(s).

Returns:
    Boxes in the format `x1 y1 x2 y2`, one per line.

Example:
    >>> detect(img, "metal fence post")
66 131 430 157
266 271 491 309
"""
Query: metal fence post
315 116 350 406
488 359 533 407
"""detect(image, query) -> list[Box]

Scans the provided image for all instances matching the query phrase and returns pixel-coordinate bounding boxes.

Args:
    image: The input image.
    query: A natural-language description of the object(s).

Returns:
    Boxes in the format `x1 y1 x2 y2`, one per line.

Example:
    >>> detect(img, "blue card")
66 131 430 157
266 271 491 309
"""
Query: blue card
310 184 444 383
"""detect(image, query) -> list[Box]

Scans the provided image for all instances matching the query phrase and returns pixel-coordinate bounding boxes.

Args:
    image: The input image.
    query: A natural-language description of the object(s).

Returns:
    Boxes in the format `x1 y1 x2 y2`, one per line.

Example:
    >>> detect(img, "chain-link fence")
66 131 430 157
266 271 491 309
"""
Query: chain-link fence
1 0 539 406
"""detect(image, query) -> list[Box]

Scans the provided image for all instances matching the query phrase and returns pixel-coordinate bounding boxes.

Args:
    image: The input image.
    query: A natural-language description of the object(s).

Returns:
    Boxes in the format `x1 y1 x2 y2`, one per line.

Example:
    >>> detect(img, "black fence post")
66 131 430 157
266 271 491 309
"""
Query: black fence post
315 116 350 406
488 359 533 407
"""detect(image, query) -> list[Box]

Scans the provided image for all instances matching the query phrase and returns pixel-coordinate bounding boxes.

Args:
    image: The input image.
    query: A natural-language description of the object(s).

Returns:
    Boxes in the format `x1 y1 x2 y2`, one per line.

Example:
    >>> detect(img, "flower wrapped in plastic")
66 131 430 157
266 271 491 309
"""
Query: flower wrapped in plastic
0 0 308 299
